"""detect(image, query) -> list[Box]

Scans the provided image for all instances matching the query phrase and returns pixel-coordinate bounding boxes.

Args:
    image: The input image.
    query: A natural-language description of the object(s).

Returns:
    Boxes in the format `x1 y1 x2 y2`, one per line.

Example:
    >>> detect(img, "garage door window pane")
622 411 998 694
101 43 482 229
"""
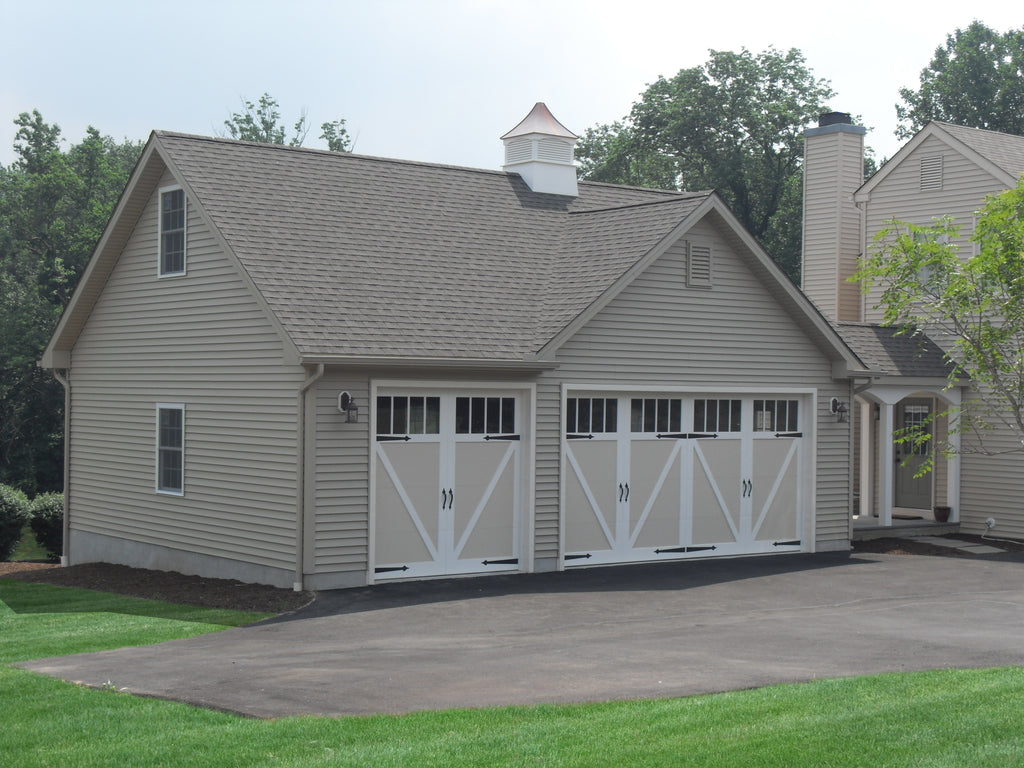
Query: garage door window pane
501 397 515 433
695 399 741 432
754 400 798 432
630 398 682 433
568 398 616 433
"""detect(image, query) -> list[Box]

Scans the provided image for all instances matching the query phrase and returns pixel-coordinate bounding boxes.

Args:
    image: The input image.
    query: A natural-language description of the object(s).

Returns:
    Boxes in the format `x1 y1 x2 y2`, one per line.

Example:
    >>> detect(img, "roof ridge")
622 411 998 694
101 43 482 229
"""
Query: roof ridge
933 121 1024 142
153 130 523 180
569 192 711 215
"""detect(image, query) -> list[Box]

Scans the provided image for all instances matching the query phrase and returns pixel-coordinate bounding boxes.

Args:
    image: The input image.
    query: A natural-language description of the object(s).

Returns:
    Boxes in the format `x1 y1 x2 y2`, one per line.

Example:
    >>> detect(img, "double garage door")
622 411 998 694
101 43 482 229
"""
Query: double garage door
563 393 806 566
372 389 523 580
371 386 808 580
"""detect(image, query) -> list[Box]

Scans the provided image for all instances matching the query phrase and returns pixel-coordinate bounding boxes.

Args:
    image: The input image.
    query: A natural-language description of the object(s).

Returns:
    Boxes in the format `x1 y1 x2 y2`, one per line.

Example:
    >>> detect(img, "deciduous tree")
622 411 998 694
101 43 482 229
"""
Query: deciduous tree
896 21 1024 139
576 48 835 282
855 177 1024 458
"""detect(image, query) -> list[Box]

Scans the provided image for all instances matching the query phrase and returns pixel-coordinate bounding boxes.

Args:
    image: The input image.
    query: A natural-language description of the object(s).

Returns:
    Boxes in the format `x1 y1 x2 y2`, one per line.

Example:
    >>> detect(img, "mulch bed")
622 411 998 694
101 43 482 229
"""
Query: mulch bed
0 560 313 614
3 533 1021 614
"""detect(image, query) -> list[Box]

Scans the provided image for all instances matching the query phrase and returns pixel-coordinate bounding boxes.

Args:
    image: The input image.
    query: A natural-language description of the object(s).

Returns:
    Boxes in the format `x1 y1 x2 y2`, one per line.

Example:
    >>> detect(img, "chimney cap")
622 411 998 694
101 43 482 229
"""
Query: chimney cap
819 112 853 127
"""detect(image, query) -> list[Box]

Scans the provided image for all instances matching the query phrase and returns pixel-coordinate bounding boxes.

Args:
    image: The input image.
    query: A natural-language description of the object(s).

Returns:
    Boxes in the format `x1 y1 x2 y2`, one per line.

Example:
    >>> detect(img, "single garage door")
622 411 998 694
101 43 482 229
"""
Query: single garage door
564 393 804 566
373 390 523 580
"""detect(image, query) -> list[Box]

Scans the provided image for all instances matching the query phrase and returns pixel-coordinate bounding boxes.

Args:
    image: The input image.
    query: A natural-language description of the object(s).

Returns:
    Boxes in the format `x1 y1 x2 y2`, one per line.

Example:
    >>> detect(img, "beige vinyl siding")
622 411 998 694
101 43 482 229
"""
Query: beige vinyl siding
864 135 1006 323
960 396 1024 540
536 219 852 559
310 371 371 576
863 136 1024 536
69 168 304 573
802 128 863 322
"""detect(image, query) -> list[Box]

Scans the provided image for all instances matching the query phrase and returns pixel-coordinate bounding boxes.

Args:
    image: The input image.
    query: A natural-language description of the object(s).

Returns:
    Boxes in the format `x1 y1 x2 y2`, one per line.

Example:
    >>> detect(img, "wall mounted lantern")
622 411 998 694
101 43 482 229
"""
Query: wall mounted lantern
337 391 359 423
830 397 849 423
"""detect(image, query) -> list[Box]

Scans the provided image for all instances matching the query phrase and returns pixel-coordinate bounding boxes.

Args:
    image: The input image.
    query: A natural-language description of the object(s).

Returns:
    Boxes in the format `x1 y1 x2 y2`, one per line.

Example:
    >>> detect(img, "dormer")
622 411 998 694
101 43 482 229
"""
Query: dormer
501 103 579 197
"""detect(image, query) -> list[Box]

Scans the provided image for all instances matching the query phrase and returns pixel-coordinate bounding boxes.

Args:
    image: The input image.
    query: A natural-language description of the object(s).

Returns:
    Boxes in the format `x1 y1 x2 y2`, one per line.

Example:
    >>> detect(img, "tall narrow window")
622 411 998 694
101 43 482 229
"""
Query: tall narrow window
159 187 186 276
156 404 184 494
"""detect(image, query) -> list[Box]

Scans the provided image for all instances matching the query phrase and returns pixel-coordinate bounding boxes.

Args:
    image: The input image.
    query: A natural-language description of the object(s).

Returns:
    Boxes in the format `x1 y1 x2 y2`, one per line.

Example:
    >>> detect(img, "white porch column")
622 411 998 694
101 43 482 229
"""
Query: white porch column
946 417 961 523
879 402 895 526
858 398 873 517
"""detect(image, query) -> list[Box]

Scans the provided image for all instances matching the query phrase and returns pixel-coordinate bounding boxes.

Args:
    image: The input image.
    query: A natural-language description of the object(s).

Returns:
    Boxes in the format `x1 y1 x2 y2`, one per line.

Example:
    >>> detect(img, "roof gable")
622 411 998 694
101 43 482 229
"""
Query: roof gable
45 131 863 372
857 122 1024 201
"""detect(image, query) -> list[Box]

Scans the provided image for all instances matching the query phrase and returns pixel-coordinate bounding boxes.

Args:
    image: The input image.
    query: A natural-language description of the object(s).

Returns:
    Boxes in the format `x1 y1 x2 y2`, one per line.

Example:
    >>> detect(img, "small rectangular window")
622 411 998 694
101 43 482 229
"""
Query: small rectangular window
694 399 741 432
754 399 799 432
159 187 186 276
456 396 516 435
630 398 682 433
377 396 440 436
156 404 184 494
567 397 617 434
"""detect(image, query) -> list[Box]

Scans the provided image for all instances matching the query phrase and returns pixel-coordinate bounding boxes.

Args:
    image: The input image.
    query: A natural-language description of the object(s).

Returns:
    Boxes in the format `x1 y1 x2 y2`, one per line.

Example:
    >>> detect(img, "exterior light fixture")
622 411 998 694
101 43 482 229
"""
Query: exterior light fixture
830 397 849 423
338 391 359 423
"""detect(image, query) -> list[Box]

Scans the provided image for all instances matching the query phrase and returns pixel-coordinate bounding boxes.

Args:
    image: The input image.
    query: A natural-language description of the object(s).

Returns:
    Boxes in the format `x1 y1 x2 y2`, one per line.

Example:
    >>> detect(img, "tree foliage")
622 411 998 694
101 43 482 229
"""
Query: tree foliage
0 112 142 494
855 177 1024 455
896 21 1024 139
575 47 835 282
224 93 351 152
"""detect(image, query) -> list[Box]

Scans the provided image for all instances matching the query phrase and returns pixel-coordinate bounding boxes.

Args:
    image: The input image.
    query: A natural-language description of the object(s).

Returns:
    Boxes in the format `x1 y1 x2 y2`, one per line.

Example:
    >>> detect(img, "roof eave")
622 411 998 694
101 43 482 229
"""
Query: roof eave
298 354 561 372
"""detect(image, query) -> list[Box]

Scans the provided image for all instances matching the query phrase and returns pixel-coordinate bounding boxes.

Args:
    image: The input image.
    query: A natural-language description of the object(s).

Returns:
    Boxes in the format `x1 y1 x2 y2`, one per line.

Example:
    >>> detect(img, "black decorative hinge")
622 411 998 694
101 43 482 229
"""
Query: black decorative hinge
774 432 803 438
377 435 411 442
482 558 519 566
654 545 718 554
484 434 521 441
772 540 801 547
564 553 592 561
375 565 410 573
567 433 595 440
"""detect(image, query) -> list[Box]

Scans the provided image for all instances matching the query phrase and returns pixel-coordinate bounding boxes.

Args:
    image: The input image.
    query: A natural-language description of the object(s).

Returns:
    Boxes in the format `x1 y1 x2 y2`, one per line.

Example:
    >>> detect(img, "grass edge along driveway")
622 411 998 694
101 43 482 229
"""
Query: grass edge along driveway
2 578 1023 768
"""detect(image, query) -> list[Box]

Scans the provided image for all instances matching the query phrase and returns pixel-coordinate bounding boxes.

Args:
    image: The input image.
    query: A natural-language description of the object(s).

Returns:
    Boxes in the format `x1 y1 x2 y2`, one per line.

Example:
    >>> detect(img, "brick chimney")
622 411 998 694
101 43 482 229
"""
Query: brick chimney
801 112 866 322
501 103 578 197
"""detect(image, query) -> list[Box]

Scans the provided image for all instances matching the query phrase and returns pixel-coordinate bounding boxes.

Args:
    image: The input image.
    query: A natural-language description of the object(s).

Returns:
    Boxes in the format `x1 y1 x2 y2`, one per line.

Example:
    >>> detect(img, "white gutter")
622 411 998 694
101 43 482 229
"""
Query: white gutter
294 363 325 592
52 369 70 567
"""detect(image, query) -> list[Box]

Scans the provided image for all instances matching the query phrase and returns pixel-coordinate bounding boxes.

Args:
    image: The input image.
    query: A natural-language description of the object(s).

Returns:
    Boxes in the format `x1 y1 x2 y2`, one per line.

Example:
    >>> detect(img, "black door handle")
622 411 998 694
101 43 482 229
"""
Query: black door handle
618 483 624 502
624 483 629 502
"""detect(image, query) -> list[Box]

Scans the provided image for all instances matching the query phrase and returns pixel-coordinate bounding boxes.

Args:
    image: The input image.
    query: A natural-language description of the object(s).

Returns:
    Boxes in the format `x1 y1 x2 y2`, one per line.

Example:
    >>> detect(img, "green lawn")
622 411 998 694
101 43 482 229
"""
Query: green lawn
2 578 1023 767
11 524 47 561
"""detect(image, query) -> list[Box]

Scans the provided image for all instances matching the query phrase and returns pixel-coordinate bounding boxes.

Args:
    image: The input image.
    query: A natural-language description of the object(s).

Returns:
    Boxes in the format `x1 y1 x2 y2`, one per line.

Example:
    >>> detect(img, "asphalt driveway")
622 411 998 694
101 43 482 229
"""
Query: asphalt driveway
19 551 1024 717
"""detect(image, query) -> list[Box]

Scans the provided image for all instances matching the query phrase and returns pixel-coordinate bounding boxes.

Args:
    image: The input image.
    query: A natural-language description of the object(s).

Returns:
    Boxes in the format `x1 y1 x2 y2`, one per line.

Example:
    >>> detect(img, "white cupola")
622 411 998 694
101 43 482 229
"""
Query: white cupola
501 102 579 196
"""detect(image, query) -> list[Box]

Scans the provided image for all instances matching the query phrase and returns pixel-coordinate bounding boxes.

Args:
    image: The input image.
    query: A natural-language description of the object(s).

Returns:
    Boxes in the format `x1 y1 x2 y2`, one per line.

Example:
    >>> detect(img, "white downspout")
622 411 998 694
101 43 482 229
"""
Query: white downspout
52 370 70 567
294 363 325 592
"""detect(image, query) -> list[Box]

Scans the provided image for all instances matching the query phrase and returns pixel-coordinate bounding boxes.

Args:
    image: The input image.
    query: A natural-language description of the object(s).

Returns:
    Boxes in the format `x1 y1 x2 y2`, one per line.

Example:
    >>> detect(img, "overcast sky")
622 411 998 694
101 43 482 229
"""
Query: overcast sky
1 1 1021 172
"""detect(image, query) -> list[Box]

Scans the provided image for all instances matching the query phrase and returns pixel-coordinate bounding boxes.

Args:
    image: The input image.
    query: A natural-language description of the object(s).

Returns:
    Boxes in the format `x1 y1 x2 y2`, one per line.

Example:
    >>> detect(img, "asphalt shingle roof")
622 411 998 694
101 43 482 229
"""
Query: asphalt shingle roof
835 323 956 378
156 132 708 360
935 122 1024 180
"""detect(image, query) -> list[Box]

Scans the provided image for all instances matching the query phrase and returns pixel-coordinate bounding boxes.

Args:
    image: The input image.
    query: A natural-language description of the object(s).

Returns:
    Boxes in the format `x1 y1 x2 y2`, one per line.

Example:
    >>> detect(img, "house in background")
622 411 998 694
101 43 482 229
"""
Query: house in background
802 114 1024 541
40 103 865 589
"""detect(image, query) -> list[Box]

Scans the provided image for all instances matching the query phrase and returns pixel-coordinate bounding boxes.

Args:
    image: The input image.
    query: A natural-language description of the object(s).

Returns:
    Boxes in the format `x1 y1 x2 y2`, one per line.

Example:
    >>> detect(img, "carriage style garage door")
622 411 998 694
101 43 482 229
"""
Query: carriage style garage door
563 393 805 566
372 389 523 580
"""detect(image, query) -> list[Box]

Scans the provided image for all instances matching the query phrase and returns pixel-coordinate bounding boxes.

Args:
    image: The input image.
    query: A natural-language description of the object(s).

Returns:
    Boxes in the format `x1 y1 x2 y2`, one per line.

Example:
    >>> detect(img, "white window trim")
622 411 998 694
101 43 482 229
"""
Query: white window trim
156 403 185 496
157 185 187 278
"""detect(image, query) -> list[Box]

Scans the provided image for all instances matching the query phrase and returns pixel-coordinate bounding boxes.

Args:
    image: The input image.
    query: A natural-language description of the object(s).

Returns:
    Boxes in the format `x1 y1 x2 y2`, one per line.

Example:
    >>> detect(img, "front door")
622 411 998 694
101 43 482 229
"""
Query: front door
373 391 522 579
894 398 933 510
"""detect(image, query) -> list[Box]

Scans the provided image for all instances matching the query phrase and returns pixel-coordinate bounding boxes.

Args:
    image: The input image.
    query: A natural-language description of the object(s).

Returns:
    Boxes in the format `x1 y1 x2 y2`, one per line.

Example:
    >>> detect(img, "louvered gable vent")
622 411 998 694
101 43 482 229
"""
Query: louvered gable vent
920 154 943 191
687 243 712 288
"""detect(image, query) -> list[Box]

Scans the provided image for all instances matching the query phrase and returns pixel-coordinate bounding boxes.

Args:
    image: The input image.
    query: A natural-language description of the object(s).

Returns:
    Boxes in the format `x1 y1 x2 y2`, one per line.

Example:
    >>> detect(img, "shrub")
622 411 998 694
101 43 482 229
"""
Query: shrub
30 492 64 562
0 485 30 561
